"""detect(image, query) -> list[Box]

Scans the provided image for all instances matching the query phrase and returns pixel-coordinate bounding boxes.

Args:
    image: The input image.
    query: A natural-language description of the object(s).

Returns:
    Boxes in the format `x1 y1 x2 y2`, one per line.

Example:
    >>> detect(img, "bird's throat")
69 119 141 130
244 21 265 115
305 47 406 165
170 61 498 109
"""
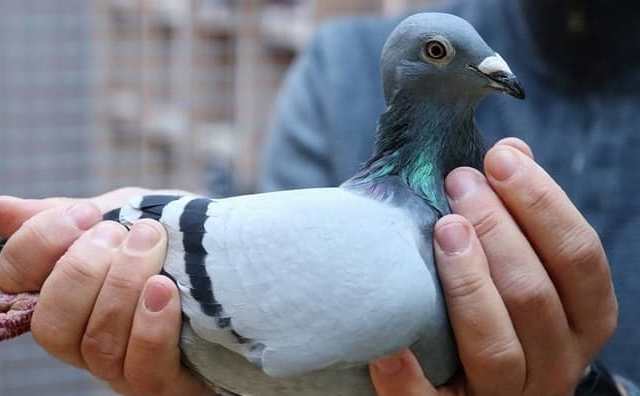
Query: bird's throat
349 96 483 214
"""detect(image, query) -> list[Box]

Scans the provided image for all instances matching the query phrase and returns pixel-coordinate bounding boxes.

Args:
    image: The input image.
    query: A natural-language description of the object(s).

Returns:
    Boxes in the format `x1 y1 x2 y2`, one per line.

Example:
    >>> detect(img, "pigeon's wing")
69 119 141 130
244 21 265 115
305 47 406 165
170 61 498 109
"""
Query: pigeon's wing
115 189 444 378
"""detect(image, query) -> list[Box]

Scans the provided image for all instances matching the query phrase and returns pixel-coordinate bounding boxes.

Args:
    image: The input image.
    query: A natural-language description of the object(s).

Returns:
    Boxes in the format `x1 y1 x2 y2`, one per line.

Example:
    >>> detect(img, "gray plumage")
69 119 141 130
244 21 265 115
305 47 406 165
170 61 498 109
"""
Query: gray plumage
109 12 525 396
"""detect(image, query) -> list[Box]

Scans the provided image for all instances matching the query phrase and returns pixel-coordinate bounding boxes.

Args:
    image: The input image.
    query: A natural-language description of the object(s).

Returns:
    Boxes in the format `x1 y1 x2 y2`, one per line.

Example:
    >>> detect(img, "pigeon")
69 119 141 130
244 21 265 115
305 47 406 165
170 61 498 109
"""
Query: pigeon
0 13 524 396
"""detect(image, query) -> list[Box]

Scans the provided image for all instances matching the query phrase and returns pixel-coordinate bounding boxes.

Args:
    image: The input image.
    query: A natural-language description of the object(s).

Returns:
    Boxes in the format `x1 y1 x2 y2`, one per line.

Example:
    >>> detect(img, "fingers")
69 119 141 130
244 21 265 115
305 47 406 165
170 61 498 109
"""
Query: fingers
0 202 102 292
81 220 167 381
445 166 572 382
31 218 206 394
370 349 438 396
495 137 534 160
123 275 210 396
32 221 127 367
0 196 73 237
0 188 151 293
434 215 524 395
0 188 149 239
484 144 617 352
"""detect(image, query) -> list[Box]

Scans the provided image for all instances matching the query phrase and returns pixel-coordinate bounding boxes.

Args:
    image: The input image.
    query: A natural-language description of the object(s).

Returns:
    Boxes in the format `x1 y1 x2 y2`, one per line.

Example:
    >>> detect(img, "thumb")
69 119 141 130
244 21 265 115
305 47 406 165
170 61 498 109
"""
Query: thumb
0 188 152 238
370 349 438 396
0 196 73 237
123 275 210 396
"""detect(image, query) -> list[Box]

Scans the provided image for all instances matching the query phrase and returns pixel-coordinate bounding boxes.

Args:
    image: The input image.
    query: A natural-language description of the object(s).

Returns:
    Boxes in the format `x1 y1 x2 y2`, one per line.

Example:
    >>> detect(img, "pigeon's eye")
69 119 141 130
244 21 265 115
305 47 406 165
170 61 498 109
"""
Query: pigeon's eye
420 37 455 65
424 40 447 60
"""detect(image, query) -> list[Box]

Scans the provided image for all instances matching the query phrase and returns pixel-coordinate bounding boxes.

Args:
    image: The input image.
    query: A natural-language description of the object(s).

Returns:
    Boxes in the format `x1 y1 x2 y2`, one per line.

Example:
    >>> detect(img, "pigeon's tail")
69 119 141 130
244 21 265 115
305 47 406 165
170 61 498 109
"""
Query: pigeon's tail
107 194 185 226
103 207 123 223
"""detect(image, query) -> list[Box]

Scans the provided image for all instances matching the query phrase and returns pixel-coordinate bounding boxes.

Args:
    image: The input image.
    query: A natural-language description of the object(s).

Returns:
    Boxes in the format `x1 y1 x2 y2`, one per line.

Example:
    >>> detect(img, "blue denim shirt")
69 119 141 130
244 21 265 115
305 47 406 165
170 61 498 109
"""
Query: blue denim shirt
260 0 640 393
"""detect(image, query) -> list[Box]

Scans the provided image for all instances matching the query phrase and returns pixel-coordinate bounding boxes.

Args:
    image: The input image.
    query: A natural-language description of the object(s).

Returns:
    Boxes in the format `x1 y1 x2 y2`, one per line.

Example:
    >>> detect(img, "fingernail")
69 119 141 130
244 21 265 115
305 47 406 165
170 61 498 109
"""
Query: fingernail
91 223 123 248
143 280 171 313
446 169 480 201
126 222 160 252
436 221 470 255
496 137 534 159
66 202 99 230
373 355 404 375
487 148 520 181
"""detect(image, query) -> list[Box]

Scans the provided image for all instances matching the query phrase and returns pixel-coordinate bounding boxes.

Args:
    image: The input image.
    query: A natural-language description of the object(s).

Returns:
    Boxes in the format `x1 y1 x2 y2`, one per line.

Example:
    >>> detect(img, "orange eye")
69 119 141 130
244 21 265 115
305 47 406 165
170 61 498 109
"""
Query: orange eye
424 40 447 60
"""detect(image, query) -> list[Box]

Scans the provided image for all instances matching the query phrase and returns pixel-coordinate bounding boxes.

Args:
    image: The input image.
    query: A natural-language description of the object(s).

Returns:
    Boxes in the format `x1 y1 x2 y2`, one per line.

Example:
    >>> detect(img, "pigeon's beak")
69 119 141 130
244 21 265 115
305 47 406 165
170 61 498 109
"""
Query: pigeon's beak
484 70 526 100
468 53 526 100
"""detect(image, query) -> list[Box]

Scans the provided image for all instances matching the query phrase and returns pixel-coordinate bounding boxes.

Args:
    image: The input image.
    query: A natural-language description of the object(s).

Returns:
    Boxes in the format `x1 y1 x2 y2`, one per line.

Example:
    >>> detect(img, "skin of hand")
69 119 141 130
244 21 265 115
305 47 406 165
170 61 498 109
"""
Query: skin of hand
0 188 211 396
370 138 619 396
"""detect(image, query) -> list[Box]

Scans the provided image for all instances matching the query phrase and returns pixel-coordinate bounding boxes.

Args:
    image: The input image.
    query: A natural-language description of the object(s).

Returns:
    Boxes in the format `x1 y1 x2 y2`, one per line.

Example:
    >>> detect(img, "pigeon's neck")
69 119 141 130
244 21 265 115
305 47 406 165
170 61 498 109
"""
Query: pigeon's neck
346 93 484 214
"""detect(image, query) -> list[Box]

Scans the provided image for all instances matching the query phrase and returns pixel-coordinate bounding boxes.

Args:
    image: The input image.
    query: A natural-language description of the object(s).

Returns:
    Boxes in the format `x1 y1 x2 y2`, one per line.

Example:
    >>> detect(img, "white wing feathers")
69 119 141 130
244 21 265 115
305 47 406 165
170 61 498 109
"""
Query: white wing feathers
116 188 442 378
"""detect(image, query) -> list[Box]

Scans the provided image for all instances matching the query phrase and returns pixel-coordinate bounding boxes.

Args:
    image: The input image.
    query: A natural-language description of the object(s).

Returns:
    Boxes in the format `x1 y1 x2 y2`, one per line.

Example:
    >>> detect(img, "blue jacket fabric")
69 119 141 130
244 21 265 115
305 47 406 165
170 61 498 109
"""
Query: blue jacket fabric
260 0 640 391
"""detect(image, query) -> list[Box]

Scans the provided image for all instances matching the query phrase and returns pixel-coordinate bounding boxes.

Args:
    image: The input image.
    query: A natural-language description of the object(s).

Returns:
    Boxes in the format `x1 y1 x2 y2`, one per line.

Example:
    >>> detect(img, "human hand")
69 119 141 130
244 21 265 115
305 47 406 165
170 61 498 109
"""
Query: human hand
0 188 211 395
0 187 148 293
370 139 618 396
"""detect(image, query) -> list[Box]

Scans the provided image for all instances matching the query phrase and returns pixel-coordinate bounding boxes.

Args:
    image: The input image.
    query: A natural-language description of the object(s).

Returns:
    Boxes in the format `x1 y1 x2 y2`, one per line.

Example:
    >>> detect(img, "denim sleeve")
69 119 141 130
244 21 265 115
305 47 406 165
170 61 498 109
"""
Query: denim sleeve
576 366 640 396
258 28 336 192
618 376 640 396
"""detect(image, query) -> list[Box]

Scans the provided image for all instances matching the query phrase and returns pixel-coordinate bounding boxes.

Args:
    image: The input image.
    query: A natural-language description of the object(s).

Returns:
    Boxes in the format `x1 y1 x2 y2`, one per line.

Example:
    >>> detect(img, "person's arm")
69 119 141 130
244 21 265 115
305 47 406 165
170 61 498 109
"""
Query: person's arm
259 25 339 192
574 363 640 396
617 376 640 396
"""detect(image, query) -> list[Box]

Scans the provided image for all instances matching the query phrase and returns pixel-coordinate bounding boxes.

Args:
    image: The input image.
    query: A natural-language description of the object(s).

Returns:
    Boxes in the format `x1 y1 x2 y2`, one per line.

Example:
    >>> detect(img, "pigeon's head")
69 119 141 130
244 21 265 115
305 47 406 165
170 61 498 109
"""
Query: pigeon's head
381 13 525 106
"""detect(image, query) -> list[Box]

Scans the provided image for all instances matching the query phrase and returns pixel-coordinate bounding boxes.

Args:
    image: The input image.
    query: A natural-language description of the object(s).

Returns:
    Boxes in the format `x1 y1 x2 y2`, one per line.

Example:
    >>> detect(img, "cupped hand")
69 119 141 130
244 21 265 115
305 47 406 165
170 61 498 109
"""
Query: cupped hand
0 187 148 292
0 188 210 395
370 139 618 396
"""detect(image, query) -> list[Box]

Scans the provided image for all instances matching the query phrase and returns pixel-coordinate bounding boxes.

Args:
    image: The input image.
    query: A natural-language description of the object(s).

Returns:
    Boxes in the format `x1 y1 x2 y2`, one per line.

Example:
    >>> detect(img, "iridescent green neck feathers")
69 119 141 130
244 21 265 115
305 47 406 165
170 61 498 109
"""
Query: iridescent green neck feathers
347 93 484 215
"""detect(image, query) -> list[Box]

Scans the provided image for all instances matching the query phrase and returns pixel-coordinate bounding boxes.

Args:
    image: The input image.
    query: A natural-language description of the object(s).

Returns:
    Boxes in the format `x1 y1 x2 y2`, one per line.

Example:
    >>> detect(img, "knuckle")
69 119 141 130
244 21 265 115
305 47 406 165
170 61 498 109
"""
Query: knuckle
105 272 145 297
57 251 103 287
505 274 556 315
444 272 487 303
516 284 551 312
130 329 167 354
81 331 125 380
473 337 522 370
556 225 605 276
22 217 58 253
0 247 29 290
471 209 502 240
522 183 561 214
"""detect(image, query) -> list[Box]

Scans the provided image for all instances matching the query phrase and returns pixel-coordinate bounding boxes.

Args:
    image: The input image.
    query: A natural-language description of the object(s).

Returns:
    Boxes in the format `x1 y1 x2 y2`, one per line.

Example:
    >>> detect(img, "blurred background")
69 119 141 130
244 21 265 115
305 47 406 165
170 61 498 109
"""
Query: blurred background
0 0 430 395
